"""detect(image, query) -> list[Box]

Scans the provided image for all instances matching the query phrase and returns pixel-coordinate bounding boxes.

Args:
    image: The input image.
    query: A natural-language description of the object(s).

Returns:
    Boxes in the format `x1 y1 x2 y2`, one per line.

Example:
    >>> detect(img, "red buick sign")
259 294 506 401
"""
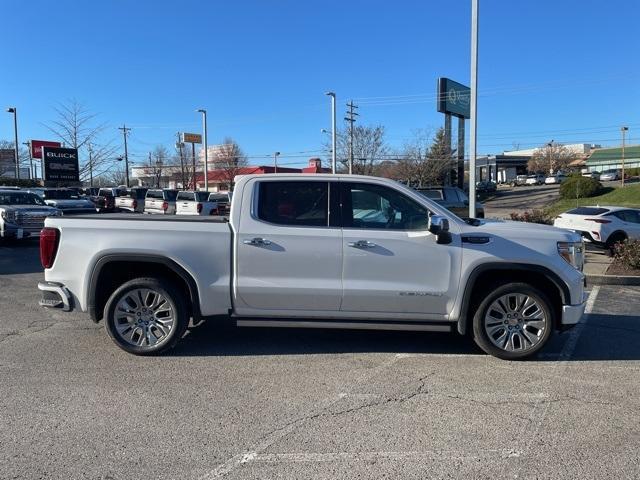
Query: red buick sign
31 140 61 159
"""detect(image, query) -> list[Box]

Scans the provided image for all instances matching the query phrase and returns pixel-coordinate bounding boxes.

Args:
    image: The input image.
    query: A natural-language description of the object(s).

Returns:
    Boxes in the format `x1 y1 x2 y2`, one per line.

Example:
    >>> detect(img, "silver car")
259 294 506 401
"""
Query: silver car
600 170 619 181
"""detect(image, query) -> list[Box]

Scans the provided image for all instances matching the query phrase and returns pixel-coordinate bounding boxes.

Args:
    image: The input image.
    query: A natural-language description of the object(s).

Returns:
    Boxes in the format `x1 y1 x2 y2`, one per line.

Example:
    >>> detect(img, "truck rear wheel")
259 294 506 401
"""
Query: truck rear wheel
104 277 189 355
472 283 553 360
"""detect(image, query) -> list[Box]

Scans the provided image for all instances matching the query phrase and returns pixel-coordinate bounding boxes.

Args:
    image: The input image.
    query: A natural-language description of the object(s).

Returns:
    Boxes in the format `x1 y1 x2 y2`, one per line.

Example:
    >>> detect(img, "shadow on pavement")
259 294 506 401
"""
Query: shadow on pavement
172 321 483 357
0 239 43 275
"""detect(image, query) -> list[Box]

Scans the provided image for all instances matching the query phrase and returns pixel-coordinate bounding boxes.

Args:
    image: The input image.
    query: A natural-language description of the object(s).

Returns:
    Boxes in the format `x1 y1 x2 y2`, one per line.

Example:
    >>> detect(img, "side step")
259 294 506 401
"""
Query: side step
235 319 452 332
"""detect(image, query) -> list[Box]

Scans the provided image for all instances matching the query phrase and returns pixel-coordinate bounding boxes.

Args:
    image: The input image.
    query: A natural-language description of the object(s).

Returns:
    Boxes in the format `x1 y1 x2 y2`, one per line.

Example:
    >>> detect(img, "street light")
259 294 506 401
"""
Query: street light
6 107 19 180
196 109 209 191
468 0 478 218
273 152 280 173
325 92 337 174
621 126 629 187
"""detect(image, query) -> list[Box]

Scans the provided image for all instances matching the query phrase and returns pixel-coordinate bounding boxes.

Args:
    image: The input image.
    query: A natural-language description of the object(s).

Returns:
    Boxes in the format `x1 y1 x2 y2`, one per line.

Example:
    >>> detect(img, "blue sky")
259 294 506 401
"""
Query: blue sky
2 0 639 168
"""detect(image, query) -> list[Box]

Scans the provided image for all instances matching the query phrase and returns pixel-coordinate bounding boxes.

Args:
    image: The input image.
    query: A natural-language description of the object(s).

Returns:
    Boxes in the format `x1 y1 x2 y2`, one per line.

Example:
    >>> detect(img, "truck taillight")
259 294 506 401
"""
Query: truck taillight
132 200 138 210
40 227 60 269
197 203 203 213
162 201 168 211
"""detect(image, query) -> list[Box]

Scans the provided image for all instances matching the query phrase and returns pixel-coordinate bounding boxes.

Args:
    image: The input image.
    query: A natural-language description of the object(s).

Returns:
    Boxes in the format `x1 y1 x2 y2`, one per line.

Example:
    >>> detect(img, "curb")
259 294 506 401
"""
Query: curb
586 274 640 286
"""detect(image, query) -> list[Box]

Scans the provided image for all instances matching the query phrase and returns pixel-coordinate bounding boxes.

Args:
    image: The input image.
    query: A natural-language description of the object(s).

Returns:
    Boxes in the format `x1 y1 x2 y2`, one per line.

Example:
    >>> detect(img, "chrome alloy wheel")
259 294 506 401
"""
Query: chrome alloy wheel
114 288 175 348
483 293 547 353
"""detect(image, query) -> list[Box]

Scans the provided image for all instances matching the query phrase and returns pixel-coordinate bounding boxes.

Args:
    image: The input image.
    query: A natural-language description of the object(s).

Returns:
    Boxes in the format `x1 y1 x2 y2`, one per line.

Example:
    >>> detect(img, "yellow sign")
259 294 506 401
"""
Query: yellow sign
181 132 202 144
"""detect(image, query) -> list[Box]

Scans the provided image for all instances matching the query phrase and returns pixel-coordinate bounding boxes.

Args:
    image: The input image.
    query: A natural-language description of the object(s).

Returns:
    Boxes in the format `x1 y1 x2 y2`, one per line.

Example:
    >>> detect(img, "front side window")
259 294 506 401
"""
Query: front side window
257 181 328 227
343 183 428 230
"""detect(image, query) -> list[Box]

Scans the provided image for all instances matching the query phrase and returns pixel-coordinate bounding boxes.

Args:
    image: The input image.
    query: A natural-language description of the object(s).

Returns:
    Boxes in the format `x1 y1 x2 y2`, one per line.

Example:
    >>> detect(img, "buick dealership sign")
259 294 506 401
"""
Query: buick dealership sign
42 146 79 183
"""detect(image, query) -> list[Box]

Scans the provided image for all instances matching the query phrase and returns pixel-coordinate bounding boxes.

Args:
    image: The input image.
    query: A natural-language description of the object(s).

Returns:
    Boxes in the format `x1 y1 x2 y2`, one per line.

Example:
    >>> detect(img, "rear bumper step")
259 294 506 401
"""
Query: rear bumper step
38 282 72 312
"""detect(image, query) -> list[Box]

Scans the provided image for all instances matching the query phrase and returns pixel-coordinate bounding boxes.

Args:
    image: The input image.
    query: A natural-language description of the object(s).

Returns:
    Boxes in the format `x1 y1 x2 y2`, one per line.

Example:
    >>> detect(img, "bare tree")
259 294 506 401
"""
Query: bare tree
327 125 388 175
528 143 577 174
0 140 31 177
393 128 452 187
209 137 248 190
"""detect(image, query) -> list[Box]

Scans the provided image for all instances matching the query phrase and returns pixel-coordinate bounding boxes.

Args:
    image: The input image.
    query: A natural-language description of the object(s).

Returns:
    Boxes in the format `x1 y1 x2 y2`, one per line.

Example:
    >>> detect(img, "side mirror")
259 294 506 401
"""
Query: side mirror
428 215 449 235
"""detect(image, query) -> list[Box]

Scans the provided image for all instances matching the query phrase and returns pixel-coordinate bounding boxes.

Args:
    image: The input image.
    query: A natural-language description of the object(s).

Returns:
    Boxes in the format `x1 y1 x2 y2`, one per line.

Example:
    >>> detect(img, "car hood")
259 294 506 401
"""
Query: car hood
463 219 581 242
45 199 94 208
0 204 58 213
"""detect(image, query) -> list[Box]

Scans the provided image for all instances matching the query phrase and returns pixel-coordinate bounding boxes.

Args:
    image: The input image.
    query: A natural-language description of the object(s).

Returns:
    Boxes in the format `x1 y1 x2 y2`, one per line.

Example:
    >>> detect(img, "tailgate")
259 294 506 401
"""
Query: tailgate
177 200 198 214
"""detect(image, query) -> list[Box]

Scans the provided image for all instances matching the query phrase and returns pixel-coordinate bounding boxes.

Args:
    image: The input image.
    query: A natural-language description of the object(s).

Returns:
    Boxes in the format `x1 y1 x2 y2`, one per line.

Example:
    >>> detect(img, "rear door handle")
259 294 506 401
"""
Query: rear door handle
243 237 272 246
348 240 377 248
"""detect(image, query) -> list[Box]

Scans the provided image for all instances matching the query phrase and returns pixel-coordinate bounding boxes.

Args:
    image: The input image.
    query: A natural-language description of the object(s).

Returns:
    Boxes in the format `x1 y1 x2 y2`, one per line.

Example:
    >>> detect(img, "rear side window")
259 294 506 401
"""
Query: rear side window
567 207 610 215
257 181 328 227
613 210 640 223
443 188 459 202
177 192 195 201
419 189 443 200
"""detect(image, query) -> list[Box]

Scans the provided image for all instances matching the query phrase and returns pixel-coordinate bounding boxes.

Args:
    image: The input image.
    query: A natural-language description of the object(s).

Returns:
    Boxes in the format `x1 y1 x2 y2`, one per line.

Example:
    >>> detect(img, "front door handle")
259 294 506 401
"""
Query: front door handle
243 237 272 246
348 240 377 248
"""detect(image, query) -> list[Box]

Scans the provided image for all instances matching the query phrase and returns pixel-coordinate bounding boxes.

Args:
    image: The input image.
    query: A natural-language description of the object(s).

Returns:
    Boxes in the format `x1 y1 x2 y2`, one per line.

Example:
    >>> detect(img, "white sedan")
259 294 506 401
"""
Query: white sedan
554 206 640 252
544 174 567 185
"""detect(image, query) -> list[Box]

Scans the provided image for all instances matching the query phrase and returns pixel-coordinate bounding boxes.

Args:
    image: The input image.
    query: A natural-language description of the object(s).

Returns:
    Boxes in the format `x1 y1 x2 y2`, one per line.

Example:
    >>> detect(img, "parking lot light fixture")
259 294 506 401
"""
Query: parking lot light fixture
197 109 209 191
325 92 337 174
273 152 280 173
6 107 20 180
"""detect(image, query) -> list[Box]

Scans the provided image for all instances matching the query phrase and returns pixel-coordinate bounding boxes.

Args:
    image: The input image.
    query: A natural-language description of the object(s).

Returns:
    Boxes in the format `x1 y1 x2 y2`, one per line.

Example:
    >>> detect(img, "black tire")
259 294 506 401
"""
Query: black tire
103 277 189 355
472 282 554 360
605 232 627 257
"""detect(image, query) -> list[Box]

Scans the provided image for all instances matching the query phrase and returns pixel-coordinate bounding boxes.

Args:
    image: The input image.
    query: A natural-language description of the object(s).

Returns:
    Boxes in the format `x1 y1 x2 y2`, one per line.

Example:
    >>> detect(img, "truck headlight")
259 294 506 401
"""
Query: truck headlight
558 241 584 271
1 210 16 223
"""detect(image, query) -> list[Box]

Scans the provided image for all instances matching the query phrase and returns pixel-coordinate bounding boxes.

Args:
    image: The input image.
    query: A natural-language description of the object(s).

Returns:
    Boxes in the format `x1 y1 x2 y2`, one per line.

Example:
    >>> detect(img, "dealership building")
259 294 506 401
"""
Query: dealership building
584 145 640 172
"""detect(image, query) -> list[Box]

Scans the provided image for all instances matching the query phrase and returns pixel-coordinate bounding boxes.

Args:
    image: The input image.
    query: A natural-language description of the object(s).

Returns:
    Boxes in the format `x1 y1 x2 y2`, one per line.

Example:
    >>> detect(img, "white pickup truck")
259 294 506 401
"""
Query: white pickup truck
37 174 587 359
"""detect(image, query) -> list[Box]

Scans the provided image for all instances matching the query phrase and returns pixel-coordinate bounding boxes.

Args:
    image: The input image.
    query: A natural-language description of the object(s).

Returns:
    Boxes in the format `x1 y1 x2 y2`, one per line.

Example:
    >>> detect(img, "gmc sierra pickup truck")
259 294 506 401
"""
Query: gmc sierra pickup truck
38 174 587 359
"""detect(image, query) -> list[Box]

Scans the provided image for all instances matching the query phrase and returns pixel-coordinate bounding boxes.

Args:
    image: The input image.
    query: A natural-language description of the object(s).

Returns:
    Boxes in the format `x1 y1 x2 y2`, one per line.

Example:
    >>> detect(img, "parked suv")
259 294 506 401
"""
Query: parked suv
209 192 232 215
28 188 97 215
176 191 219 216
115 188 148 213
510 175 528 187
416 186 485 218
525 174 545 186
145 189 178 215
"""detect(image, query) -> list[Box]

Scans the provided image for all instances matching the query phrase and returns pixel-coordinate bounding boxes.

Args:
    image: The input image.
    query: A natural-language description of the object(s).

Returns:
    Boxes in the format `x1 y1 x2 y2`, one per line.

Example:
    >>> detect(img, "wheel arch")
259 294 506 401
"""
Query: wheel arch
88 254 201 323
457 263 569 335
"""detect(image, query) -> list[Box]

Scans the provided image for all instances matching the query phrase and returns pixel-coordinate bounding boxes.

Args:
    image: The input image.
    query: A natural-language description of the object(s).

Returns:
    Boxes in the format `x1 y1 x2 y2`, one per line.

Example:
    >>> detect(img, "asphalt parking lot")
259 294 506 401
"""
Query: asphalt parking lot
1 240 639 479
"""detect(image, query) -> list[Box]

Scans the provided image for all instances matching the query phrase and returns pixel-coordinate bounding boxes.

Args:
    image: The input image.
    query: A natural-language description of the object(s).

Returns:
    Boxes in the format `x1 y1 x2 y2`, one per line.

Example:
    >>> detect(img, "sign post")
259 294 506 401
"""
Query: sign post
181 133 202 189
437 78 470 189
41 146 79 186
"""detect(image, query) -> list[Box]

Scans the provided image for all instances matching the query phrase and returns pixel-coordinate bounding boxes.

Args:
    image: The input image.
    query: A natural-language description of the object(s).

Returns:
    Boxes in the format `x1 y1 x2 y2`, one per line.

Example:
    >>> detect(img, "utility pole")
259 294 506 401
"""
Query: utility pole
118 125 131 187
326 92 337 174
197 109 209 191
344 100 359 175
88 144 94 187
468 0 479 218
6 107 19 180
621 126 629 187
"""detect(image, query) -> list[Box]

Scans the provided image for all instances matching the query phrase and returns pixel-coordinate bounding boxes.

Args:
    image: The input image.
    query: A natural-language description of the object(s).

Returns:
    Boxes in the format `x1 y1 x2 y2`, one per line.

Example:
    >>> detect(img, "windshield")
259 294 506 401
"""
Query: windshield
0 192 47 206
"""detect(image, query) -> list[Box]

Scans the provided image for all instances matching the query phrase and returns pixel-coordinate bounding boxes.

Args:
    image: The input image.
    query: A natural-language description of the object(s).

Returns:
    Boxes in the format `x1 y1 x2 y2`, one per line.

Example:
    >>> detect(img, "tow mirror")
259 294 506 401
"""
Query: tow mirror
428 215 452 245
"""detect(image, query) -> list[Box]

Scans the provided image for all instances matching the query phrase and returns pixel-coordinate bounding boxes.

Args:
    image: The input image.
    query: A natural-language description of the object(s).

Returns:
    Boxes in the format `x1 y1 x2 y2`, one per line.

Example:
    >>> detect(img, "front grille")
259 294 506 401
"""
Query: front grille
15 212 48 232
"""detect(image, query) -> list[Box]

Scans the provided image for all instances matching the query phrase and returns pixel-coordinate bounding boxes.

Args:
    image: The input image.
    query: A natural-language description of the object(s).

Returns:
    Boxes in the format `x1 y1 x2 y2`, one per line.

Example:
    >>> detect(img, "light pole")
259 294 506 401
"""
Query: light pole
88 144 93 187
197 109 209 191
325 92 337 174
621 126 629 187
273 151 280 173
6 107 20 180
468 0 478 218
547 140 554 174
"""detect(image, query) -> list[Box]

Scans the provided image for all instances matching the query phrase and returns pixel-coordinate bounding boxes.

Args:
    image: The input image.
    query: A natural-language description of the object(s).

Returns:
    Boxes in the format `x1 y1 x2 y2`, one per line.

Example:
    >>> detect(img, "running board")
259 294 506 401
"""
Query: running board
235 319 452 332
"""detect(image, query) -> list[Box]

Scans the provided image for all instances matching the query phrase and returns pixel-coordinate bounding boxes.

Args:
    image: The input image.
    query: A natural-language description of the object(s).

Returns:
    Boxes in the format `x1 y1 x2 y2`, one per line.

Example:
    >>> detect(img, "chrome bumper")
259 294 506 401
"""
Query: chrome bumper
561 291 589 326
38 282 72 312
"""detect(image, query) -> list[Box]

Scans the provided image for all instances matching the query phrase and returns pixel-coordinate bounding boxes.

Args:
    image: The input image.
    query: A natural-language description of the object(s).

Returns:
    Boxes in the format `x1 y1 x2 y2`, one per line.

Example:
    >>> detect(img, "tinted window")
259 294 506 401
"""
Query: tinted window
133 189 147 199
177 192 195 201
209 193 229 202
0 192 46 206
343 183 428 230
164 190 178 201
257 181 328 227
614 210 640 223
99 189 114 197
443 188 459 202
195 192 209 202
568 207 610 215
418 189 443 200
146 190 164 199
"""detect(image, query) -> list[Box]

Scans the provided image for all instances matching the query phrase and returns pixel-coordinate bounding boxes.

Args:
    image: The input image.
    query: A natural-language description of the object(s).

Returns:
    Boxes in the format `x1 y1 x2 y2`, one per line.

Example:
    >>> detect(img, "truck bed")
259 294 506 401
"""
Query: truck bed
69 213 229 222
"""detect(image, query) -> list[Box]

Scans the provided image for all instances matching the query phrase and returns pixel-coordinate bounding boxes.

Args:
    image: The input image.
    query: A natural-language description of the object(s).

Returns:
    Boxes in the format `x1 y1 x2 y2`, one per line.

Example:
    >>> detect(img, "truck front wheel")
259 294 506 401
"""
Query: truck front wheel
472 283 553 360
104 277 189 355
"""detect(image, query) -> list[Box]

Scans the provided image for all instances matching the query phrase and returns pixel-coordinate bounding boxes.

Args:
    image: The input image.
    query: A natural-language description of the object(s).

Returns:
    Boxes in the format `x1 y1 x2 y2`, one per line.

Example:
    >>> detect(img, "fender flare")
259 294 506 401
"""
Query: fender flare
457 262 571 335
88 254 201 322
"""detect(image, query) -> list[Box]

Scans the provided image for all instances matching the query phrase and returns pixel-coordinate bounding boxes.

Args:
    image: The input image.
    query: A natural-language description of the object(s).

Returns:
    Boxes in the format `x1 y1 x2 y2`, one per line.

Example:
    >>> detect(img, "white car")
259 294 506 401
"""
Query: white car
600 170 619 181
554 206 640 252
144 189 178 215
38 174 587 360
544 174 567 185
175 191 219 216
115 188 148 213
525 174 544 185
582 171 601 181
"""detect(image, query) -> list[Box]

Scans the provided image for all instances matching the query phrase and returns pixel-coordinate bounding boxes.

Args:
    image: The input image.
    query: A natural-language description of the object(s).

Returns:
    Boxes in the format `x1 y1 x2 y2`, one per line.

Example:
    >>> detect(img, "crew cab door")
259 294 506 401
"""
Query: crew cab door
234 179 343 313
339 181 461 317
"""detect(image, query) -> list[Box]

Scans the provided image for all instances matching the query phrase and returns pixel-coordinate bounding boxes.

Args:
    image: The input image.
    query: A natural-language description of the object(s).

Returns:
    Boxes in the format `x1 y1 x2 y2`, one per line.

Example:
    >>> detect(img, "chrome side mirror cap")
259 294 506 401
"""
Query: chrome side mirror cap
428 215 449 235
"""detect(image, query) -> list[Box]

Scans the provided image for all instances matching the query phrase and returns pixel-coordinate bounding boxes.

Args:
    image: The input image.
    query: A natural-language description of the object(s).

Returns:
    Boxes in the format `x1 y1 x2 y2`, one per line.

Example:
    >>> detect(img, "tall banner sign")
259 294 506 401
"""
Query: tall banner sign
42 146 79 183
